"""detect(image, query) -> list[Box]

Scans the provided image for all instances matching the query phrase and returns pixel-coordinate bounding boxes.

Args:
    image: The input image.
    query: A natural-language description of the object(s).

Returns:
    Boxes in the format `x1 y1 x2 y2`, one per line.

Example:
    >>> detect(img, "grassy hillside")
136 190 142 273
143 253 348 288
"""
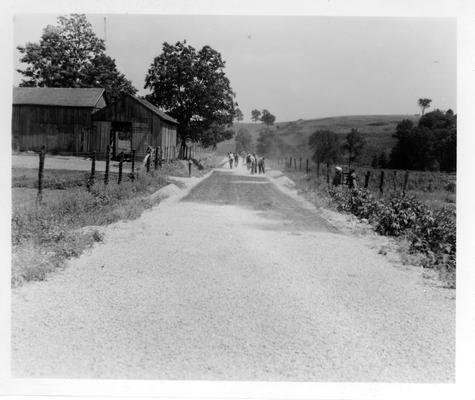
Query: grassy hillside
218 114 420 163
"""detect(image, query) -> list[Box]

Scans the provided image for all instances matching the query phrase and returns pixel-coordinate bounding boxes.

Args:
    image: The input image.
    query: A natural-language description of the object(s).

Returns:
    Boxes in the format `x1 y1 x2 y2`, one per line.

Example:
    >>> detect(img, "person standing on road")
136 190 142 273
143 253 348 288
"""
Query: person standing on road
252 153 258 174
250 154 255 174
246 153 251 170
228 152 234 169
258 157 265 174
234 153 239 167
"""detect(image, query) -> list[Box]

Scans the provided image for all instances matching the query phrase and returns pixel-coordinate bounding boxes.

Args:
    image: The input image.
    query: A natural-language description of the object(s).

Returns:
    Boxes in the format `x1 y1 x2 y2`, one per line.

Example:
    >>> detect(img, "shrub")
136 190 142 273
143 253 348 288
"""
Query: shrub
328 187 456 285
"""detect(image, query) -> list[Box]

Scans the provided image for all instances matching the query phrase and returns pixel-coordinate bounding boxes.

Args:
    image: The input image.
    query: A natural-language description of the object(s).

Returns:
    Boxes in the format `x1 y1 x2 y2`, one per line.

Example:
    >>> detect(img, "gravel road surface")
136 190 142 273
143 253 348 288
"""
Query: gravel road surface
11 162 455 381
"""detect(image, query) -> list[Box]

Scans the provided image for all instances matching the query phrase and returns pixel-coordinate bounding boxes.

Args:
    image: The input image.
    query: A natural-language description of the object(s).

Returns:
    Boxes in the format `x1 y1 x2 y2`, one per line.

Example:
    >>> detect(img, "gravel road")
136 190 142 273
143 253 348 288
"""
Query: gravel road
11 162 455 381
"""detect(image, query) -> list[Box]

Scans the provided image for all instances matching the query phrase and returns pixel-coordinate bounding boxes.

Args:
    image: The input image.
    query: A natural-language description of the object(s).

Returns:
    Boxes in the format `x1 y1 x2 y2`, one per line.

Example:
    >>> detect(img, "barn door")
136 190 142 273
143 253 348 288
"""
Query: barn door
111 121 132 159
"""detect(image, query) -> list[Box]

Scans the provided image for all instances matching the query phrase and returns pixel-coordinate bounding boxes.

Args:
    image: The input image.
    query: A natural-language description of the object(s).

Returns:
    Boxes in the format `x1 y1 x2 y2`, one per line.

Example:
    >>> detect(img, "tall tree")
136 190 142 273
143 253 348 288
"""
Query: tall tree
418 98 432 115
16 14 137 101
200 123 234 150
342 128 366 169
390 110 456 172
251 109 261 123
261 109 276 126
234 108 244 122
145 41 237 154
308 129 341 176
82 54 137 102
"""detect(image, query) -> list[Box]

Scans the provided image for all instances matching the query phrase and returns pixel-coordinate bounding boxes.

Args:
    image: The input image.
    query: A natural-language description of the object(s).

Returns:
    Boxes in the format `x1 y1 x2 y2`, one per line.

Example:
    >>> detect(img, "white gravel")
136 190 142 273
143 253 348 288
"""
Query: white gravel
11 163 455 381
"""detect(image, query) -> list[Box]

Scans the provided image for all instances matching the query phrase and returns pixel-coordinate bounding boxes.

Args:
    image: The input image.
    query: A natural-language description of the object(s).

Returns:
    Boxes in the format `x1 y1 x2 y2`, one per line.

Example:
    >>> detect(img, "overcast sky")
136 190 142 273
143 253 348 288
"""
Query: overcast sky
13 14 456 122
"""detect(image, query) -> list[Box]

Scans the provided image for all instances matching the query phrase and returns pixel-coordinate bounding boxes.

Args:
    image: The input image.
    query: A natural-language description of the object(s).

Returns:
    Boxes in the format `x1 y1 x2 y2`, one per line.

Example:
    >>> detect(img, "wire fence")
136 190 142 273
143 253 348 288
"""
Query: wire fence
30 144 187 204
265 156 456 199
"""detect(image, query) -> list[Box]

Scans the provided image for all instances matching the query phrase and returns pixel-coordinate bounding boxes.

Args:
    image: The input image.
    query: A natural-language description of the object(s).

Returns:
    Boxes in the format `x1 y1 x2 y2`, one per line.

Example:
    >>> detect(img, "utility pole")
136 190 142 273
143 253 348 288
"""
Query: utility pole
103 17 107 43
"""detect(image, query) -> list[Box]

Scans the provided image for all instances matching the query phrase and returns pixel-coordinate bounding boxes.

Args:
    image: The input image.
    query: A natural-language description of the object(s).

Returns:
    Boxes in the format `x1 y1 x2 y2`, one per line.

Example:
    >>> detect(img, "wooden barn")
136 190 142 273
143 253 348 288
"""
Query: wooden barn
12 87 107 153
91 94 178 160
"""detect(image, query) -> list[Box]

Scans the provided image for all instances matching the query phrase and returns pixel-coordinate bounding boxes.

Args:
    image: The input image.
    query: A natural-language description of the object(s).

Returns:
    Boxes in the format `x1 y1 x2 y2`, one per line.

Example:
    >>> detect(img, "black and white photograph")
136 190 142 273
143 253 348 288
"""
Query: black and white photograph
2 1 475 399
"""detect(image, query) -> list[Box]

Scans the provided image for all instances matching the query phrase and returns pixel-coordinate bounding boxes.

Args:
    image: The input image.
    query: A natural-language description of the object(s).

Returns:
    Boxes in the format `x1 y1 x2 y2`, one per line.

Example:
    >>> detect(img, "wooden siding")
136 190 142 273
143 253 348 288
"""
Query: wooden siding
92 95 177 159
12 105 95 153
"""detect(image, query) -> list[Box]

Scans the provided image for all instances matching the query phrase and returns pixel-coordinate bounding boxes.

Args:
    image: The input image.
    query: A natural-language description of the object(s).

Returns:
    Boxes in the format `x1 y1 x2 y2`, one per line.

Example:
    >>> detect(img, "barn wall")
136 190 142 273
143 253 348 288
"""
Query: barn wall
12 105 93 153
92 96 177 159
90 121 111 156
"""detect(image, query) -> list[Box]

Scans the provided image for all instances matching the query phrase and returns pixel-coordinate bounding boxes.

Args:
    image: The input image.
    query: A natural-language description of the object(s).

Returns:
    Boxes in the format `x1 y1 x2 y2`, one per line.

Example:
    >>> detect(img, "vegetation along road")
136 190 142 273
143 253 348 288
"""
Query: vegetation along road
12 163 454 381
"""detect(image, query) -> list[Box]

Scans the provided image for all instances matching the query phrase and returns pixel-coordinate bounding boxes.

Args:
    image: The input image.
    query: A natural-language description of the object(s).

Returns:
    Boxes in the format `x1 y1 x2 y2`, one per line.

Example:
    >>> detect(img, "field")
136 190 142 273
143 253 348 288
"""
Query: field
11 151 221 286
219 114 420 161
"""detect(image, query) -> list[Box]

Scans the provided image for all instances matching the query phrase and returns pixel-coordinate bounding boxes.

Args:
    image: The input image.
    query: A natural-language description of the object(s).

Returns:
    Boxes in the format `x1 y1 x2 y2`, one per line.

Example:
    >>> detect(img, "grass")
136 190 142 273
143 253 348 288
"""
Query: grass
218 114 420 160
271 160 456 211
11 152 220 287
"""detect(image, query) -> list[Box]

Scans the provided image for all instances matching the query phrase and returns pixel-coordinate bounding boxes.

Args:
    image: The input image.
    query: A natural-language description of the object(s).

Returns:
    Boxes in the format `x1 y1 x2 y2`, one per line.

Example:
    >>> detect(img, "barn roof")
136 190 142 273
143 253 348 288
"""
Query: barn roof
13 87 106 108
131 95 178 124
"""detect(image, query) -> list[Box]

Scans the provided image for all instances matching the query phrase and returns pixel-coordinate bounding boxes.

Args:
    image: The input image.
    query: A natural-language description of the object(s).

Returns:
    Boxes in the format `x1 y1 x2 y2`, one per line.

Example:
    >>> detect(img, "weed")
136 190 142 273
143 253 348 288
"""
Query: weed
12 171 170 286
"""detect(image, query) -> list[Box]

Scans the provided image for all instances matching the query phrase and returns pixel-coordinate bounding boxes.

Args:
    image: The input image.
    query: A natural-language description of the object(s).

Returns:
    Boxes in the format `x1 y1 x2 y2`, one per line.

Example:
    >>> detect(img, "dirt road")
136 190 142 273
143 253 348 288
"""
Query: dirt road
11 162 455 381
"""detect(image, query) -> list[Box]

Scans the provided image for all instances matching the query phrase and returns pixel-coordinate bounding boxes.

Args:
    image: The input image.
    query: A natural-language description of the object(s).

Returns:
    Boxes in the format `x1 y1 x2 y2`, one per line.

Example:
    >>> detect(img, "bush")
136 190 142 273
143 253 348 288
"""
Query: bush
328 187 456 285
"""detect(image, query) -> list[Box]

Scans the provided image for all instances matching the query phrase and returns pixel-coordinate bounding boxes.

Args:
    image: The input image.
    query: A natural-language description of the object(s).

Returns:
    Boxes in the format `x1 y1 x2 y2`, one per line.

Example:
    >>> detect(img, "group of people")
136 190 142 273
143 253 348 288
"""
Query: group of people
227 152 240 169
226 151 266 175
245 153 265 174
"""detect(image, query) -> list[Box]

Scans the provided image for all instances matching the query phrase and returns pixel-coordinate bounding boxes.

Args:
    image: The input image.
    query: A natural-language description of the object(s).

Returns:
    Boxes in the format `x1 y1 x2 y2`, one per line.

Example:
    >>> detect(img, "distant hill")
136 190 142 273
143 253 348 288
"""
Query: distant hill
217 114 420 164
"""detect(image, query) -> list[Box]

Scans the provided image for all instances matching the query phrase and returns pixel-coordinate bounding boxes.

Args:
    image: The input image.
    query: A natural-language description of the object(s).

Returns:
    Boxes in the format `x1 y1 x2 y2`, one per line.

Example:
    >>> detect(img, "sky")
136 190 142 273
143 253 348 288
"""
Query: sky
13 14 456 122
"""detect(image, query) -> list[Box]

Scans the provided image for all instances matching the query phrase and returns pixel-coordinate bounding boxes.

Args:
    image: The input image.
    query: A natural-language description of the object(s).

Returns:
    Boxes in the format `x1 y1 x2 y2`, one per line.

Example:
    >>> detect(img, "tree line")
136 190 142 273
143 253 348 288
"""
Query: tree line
308 103 456 173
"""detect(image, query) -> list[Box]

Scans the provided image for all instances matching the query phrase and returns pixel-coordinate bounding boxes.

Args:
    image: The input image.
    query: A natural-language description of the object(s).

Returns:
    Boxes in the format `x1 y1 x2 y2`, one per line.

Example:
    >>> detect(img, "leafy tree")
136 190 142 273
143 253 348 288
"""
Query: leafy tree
234 108 244 122
145 40 237 154
235 128 253 153
418 98 432 115
418 108 455 129
308 129 341 176
342 128 366 169
200 123 234 150
82 54 137 102
17 14 137 101
389 110 456 172
251 109 261 123
261 109 276 126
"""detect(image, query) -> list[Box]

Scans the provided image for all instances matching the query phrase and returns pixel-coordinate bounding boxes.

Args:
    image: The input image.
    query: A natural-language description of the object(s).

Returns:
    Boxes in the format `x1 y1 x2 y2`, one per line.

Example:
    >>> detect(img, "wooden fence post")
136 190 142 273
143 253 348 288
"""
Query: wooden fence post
146 152 151 173
289 157 292 169
393 170 397 192
364 170 371 189
158 147 162 168
37 145 46 203
294 158 297 170
403 170 409 196
118 152 124 184
299 158 302 171
154 146 159 170
104 145 110 185
326 163 330 185
87 151 96 190
306 159 309 174
131 149 136 176
379 170 385 194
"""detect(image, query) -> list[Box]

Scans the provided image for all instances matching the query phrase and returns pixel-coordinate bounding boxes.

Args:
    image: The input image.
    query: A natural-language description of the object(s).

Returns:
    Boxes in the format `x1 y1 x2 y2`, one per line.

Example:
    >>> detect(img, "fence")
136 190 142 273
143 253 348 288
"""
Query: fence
264 156 455 199
32 145 180 204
